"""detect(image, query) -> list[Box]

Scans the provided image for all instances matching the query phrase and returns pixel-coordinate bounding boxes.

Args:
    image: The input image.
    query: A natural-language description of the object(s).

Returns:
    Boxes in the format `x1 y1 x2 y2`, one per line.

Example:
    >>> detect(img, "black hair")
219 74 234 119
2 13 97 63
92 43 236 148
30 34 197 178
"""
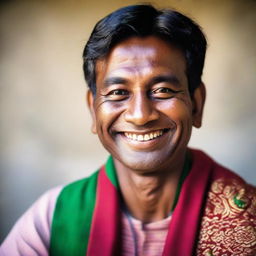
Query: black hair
83 4 207 95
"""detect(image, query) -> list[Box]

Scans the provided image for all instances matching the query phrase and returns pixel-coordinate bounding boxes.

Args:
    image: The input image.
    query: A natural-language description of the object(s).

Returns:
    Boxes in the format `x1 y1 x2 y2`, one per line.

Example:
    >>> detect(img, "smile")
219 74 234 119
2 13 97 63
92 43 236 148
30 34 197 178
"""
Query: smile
124 129 168 142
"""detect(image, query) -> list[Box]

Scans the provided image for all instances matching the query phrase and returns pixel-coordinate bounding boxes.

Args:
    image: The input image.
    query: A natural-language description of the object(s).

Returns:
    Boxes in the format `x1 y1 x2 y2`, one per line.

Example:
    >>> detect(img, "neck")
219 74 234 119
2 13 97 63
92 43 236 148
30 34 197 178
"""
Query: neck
114 156 186 222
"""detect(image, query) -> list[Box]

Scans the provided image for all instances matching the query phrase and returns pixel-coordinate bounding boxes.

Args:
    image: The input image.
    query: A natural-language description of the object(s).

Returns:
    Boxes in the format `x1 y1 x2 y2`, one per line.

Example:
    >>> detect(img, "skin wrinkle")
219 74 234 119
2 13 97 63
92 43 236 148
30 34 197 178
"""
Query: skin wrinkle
87 36 204 221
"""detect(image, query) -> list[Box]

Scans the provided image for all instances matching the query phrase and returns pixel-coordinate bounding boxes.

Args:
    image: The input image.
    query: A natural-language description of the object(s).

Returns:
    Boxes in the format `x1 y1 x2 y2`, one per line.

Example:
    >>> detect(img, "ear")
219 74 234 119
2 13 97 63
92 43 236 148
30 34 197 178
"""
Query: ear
86 90 97 134
192 83 206 128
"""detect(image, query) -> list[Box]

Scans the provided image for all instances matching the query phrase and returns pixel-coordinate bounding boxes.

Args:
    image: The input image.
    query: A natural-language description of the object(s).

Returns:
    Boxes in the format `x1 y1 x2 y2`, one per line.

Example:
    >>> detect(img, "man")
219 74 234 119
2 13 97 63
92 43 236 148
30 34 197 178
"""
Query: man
1 4 255 256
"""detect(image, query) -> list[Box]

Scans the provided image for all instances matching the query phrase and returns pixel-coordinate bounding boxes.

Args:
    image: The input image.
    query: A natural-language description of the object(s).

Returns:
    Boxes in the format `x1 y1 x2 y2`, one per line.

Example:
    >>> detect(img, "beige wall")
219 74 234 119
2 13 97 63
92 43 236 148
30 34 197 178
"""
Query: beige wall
0 0 255 241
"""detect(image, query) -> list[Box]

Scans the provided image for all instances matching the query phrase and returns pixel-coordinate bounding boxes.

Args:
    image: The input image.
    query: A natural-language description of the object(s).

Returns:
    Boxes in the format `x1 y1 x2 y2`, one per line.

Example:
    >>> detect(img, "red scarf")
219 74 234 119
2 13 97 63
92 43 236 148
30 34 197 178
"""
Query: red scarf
50 149 256 255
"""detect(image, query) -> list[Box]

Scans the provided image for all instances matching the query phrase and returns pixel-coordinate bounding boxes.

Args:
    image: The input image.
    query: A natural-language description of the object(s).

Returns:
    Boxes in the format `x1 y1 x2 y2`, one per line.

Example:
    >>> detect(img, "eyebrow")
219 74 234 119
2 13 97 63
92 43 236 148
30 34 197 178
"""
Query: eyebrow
149 75 181 87
103 74 181 88
104 77 127 87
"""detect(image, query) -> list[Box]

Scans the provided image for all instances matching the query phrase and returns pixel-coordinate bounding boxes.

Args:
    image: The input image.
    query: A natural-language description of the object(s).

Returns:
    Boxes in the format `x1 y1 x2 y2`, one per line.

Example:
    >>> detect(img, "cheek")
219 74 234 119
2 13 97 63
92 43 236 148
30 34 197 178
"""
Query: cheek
158 98 193 123
95 102 123 131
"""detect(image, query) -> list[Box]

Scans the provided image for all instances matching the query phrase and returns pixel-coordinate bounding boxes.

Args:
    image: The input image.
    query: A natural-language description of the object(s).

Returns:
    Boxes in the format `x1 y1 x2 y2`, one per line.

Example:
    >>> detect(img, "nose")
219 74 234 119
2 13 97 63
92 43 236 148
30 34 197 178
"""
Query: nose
124 92 159 126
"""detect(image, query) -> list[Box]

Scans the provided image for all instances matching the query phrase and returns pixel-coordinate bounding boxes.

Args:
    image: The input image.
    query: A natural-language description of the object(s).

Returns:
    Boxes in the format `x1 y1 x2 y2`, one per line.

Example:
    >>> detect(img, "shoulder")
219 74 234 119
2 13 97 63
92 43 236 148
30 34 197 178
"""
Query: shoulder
1 170 101 256
197 180 256 255
193 149 256 255
0 186 62 256
54 170 99 207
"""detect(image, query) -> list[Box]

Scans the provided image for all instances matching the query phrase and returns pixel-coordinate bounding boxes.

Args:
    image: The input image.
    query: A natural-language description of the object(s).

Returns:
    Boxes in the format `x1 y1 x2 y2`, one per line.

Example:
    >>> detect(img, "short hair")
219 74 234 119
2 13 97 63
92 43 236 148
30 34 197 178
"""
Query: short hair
83 4 207 95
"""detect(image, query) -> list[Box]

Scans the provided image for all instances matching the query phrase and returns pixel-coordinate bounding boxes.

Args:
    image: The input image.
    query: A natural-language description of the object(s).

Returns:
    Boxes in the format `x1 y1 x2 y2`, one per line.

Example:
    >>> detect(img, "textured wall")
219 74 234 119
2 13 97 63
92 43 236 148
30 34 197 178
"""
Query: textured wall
1 0 255 242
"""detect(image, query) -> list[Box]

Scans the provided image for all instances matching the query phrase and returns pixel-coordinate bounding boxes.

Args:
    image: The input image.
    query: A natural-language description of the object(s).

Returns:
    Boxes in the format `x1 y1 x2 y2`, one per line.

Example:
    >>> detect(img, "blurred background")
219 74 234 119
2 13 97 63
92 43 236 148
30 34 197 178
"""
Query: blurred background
0 0 255 242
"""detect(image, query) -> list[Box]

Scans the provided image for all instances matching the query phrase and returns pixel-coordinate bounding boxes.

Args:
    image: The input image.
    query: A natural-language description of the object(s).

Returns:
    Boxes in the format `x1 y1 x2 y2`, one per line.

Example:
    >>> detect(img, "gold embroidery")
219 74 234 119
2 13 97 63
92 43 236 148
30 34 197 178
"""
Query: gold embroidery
197 179 256 256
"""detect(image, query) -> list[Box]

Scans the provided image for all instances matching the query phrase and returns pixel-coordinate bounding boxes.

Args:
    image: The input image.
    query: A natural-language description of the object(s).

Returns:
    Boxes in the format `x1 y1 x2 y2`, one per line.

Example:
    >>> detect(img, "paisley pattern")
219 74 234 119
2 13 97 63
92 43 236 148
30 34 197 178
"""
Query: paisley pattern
197 179 256 256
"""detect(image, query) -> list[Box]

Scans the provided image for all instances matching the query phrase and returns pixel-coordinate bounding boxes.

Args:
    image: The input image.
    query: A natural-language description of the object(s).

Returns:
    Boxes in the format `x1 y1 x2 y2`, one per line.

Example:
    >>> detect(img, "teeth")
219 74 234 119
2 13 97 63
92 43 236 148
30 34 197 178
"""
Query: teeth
144 134 150 140
138 135 143 141
124 130 165 142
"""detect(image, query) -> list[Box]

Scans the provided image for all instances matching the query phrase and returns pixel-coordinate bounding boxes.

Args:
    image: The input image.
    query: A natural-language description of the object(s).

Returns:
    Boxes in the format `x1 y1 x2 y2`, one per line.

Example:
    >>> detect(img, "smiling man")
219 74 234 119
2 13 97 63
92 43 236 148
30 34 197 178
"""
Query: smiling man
1 4 256 256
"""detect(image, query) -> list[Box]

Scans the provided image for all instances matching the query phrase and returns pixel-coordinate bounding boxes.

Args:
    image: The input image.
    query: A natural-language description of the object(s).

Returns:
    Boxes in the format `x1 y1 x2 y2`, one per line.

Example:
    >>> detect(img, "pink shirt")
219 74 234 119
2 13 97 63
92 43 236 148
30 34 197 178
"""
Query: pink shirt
122 212 171 256
0 187 171 256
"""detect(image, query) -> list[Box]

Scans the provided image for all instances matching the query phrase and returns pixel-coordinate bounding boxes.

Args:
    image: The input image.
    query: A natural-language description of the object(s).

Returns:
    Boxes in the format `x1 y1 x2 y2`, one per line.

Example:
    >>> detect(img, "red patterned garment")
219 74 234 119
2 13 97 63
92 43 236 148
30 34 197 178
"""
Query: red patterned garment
197 176 256 255
47 149 256 256
82 149 256 256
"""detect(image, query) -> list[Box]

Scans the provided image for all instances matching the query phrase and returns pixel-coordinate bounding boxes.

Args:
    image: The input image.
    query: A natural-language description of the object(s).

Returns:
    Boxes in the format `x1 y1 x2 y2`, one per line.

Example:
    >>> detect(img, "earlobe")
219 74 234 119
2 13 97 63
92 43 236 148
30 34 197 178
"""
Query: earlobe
192 83 206 128
86 90 97 134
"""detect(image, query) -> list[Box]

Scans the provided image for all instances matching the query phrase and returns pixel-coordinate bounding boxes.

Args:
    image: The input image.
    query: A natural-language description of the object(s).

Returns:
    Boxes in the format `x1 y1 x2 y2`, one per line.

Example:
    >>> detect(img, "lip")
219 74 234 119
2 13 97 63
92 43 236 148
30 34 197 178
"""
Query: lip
117 128 172 150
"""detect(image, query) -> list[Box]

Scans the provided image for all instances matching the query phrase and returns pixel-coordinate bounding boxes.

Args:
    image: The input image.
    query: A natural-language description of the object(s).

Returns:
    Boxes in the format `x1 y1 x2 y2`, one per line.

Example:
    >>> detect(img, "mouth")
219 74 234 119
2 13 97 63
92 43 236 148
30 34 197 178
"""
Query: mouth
123 128 170 142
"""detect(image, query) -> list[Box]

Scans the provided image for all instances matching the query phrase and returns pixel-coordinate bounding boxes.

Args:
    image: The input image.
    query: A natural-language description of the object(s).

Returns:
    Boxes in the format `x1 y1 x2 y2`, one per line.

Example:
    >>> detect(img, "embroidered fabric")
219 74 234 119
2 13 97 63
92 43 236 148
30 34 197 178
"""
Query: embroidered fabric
197 179 256 256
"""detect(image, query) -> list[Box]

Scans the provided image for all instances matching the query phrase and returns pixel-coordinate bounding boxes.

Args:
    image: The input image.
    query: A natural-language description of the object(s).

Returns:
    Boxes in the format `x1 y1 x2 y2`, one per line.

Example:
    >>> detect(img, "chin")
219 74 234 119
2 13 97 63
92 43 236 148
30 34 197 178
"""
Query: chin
116 149 175 174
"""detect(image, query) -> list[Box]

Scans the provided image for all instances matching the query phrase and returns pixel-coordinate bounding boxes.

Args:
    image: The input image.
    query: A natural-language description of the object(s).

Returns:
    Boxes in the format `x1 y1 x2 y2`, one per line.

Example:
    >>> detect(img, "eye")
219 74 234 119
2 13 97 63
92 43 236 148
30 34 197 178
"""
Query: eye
150 87 178 99
107 89 129 100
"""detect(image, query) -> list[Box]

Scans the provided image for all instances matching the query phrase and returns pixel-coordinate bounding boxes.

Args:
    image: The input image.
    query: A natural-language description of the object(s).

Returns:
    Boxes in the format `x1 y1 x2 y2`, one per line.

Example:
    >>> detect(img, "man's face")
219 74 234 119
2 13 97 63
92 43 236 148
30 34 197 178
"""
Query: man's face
88 36 204 174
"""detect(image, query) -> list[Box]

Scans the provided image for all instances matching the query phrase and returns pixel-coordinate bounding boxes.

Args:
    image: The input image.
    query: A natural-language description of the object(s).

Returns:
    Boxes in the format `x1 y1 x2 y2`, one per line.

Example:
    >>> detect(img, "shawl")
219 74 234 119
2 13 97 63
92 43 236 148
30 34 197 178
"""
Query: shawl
49 149 256 255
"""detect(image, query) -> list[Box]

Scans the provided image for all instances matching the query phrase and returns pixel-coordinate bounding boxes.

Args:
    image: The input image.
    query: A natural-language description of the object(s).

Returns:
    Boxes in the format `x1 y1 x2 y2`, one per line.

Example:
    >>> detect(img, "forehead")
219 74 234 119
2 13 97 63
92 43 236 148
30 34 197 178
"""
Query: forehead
95 36 186 82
